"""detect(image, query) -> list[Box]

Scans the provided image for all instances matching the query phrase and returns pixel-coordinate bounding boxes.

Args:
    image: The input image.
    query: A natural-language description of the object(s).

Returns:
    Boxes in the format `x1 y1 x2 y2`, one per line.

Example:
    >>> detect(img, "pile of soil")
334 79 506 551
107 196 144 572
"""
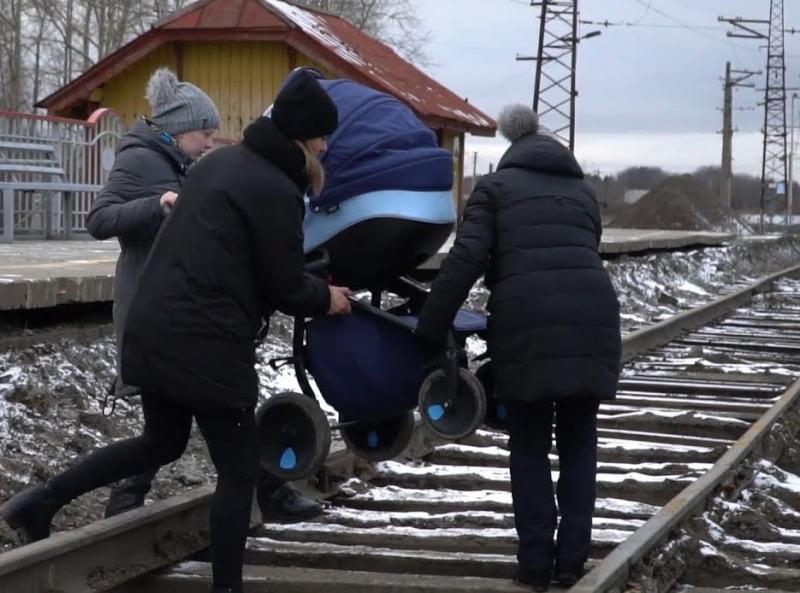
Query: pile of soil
611 175 748 232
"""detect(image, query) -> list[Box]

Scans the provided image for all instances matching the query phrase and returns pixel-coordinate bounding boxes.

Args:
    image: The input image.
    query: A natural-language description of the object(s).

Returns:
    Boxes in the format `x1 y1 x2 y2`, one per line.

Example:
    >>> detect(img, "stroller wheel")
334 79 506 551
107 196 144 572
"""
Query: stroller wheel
418 368 486 440
475 362 508 431
255 392 332 481
339 411 415 462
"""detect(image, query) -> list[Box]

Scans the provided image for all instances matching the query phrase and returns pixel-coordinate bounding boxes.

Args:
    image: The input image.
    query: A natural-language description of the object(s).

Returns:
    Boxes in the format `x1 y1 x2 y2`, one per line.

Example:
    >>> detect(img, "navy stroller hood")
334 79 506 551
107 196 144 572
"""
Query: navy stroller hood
315 78 454 208
268 68 453 208
263 67 454 209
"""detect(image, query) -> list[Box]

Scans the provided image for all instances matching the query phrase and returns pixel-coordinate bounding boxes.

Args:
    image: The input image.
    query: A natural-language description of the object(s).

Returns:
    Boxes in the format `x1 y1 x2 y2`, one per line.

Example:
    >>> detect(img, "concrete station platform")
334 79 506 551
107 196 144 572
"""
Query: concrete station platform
419 228 734 270
0 228 733 312
598 228 734 255
0 241 116 311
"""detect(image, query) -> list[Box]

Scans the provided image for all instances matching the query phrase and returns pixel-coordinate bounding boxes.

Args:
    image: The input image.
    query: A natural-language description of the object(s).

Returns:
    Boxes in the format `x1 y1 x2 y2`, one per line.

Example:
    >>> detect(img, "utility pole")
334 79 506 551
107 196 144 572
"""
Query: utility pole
721 62 759 210
516 1 600 151
788 93 798 228
720 1 789 233
472 151 478 182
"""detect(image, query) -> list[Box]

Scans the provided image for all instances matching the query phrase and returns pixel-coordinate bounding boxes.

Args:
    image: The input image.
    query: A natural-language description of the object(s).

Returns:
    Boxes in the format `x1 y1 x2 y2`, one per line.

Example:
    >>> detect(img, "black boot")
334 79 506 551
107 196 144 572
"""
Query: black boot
515 568 551 593
104 485 146 518
555 560 585 587
104 470 157 518
257 482 323 523
104 481 145 518
0 484 61 544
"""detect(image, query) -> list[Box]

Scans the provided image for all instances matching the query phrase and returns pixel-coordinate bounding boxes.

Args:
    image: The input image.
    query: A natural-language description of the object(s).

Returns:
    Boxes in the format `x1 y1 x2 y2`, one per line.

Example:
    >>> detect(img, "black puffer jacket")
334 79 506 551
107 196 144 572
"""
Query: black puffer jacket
121 117 331 411
416 134 621 403
86 119 190 384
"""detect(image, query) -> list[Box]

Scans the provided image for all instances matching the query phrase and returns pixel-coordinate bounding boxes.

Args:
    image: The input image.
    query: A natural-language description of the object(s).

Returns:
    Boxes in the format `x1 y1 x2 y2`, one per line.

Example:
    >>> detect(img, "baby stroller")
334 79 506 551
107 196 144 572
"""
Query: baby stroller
255 71 501 480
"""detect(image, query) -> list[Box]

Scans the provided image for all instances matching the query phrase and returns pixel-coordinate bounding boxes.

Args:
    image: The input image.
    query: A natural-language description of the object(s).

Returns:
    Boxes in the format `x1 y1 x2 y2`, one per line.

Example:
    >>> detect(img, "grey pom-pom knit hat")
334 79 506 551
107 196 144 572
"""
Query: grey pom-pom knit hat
497 104 540 143
145 68 220 135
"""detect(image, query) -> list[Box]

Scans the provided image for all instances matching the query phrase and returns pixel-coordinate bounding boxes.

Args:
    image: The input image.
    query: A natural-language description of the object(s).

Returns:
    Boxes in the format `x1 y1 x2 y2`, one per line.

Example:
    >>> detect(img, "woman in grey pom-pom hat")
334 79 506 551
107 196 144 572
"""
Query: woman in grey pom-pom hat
81 68 219 519
88 67 218 398
415 104 621 591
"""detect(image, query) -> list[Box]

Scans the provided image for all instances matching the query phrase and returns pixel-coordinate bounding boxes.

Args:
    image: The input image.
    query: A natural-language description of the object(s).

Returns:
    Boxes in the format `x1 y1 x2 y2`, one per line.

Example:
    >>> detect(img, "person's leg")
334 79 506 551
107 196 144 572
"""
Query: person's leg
1 394 191 542
195 407 260 592
553 400 600 583
506 400 557 589
48 394 190 502
256 469 323 523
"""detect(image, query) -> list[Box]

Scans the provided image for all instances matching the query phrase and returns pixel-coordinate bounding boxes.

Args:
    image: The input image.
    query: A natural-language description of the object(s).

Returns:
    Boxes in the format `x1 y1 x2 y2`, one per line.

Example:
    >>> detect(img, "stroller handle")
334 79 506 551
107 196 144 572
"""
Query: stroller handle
348 298 413 331
347 298 457 348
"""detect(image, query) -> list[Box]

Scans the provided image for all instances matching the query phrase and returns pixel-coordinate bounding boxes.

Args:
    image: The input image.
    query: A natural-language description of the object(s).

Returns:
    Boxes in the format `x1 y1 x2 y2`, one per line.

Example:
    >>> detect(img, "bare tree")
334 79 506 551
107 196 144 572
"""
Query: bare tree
0 0 26 109
64 0 74 85
149 0 192 23
29 8 48 104
6 0 431 113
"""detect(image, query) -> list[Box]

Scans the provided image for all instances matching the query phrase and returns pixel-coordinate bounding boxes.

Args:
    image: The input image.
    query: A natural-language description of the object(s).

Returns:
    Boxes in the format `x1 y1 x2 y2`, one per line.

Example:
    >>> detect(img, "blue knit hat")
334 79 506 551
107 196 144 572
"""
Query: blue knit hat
145 68 220 135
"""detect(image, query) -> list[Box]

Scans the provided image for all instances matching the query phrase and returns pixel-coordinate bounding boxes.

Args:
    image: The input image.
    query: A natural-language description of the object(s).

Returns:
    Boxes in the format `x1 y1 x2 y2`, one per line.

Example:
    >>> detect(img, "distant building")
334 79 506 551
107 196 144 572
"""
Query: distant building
624 189 649 205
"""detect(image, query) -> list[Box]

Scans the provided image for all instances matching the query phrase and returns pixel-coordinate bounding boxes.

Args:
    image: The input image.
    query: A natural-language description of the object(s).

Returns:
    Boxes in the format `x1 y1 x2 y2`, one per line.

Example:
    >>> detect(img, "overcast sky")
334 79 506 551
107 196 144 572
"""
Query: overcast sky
416 0 800 178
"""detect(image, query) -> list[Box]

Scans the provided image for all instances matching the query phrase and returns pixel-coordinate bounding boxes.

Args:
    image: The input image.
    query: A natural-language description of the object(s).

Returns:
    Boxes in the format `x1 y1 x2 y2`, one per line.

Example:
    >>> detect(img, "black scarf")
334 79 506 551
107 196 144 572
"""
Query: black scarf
242 117 309 193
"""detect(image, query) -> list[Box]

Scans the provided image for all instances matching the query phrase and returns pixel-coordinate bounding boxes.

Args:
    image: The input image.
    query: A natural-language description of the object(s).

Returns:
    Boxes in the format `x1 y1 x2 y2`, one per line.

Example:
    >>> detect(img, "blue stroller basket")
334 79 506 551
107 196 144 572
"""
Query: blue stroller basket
306 306 489 421
255 285 490 479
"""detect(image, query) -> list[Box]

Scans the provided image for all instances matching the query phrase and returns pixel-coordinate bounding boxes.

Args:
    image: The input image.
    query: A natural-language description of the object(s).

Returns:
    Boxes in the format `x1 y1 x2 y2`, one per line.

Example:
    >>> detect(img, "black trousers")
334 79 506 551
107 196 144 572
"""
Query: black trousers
506 400 599 573
48 393 259 590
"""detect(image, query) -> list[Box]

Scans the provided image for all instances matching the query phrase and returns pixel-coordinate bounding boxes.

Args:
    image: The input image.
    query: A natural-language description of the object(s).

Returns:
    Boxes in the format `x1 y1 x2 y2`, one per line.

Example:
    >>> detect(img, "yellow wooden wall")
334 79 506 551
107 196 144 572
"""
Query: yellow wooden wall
101 44 177 124
183 41 291 139
101 41 317 140
294 53 333 77
441 130 465 216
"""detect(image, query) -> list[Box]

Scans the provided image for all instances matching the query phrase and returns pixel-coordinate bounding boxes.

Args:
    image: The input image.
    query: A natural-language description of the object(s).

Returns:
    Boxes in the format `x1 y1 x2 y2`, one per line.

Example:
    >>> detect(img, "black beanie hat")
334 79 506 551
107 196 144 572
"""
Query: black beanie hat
271 71 338 140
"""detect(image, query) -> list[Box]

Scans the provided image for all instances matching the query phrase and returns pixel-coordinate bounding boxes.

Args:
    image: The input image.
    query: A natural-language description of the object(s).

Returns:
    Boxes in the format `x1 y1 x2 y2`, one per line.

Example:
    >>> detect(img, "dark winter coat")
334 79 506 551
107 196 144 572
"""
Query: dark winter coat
416 134 621 403
120 117 331 411
86 118 191 390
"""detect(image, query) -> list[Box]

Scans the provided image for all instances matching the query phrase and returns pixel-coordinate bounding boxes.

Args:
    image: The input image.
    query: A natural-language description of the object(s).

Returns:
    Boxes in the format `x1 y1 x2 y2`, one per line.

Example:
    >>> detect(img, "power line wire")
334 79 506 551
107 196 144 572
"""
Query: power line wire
629 0 723 40
581 0 770 56
631 0 654 26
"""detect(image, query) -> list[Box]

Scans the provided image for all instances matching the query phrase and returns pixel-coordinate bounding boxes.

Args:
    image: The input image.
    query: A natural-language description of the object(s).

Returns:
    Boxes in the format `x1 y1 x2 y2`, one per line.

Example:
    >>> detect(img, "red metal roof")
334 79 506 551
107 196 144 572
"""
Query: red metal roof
37 0 496 136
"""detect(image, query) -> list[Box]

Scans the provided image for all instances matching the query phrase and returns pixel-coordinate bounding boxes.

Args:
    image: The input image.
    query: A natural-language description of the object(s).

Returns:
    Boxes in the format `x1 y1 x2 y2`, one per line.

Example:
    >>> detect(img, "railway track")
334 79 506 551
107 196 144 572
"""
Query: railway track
3 266 800 593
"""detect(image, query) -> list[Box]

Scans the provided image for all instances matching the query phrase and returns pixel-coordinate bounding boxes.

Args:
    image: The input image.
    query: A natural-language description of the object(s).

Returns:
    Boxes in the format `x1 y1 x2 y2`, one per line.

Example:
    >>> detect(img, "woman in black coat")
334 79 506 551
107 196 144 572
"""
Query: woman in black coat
87 68 324 525
1 71 350 593
415 105 621 592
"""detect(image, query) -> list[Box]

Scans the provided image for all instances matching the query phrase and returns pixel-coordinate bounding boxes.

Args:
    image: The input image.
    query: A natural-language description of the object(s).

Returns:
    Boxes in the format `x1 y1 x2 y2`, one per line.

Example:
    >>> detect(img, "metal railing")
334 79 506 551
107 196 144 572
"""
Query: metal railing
0 108 126 241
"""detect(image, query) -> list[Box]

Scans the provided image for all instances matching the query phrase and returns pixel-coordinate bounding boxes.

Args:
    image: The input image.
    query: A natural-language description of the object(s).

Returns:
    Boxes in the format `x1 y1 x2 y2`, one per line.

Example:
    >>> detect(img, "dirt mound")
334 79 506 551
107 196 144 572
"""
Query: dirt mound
611 174 746 232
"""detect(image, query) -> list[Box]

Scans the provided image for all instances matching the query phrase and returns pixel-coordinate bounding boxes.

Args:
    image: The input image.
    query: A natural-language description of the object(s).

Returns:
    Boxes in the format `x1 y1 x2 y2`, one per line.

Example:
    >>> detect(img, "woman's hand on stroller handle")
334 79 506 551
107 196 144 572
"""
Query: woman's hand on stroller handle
328 285 353 315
